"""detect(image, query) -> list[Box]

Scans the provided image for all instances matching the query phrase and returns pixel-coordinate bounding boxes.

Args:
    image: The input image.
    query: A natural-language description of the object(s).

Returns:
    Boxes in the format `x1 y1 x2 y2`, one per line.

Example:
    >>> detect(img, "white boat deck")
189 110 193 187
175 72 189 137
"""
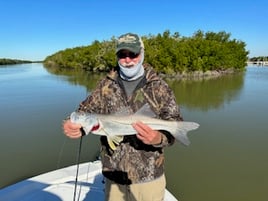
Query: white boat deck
0 161 177 201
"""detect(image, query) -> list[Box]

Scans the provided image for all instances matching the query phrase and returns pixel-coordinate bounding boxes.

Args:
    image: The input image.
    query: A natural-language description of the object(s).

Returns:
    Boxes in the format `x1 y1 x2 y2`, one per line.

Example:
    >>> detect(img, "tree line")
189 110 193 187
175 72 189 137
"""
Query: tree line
43 30 248 74
249 56 268 62
0 58 33 65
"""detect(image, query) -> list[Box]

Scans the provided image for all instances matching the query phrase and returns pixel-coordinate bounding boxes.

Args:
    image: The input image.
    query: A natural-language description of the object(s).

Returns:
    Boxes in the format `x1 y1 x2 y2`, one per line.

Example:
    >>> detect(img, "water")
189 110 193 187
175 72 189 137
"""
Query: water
0 63 267 201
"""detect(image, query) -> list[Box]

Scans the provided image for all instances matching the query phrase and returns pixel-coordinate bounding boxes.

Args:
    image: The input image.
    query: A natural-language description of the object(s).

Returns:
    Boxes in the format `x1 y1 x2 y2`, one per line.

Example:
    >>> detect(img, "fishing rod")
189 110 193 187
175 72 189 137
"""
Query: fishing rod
73 90 89 201
73 132 84 201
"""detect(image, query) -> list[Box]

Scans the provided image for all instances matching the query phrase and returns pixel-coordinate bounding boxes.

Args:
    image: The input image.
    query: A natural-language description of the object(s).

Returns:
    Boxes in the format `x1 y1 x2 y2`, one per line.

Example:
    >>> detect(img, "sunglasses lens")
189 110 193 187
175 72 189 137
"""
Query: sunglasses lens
117 52 139 59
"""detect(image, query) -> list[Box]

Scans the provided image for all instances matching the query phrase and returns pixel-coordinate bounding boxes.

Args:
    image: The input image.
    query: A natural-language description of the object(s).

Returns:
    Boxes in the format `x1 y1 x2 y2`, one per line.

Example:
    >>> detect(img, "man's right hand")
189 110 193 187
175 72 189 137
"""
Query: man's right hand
62 119 82 139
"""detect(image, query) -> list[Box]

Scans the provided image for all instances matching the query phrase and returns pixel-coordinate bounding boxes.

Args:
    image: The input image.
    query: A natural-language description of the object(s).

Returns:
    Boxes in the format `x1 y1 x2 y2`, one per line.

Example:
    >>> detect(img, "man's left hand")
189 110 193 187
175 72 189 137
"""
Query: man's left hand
132 121 162 145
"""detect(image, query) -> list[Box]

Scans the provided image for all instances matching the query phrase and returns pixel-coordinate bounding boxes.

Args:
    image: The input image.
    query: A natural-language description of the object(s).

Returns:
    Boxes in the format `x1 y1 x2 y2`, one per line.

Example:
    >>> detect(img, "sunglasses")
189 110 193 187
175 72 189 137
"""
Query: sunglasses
117 51 139 59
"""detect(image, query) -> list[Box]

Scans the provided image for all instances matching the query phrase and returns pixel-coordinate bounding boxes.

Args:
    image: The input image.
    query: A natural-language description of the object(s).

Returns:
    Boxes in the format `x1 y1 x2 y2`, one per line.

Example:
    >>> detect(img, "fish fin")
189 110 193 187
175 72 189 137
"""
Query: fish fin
134 103 157 118
113 106 132 116
107 136 124 150
110 135 124 144
111 103 156 118
100 127 124 149
107 139 117 150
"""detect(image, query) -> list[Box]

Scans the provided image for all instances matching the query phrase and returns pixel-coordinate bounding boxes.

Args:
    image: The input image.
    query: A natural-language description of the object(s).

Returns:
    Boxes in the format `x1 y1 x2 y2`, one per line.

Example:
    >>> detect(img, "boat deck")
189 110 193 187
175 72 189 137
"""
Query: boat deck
0 161 178 201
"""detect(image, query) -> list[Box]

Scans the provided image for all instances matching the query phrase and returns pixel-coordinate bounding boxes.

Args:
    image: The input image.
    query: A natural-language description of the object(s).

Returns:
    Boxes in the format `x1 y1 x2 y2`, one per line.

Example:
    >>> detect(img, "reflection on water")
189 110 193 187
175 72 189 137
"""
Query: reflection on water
165 71 245 111
44 65 106 92
45 65 246 111
1 64 268 201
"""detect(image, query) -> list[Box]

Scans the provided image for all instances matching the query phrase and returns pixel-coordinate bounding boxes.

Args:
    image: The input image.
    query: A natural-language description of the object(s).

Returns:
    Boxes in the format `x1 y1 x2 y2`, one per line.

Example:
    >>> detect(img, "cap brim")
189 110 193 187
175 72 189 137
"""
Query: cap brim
116 47 141 54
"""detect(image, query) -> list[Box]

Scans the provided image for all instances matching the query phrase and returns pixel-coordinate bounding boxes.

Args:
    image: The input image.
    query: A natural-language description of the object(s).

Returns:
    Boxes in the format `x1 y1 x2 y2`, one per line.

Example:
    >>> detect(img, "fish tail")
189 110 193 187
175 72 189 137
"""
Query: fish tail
174 122 199 146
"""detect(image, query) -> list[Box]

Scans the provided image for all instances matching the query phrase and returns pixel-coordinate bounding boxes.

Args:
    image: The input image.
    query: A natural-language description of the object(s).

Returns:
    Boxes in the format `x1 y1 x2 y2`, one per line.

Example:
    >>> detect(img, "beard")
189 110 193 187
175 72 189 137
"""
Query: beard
119 61 136 67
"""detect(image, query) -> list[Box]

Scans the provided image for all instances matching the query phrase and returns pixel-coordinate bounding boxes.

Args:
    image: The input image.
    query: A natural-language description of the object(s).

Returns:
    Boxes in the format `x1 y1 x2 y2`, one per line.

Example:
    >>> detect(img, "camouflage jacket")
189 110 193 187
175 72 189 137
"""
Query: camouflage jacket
78 66 183 184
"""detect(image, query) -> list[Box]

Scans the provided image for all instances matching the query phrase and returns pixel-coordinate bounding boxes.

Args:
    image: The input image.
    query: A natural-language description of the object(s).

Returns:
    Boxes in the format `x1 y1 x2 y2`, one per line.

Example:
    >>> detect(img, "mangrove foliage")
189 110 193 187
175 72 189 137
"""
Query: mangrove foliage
44 30 249 74
0 58 34 65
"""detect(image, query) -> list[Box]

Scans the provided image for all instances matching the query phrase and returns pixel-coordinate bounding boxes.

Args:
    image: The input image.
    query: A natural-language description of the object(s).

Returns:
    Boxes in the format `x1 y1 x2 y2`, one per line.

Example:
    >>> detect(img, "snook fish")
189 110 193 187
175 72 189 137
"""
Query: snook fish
70 104 199 146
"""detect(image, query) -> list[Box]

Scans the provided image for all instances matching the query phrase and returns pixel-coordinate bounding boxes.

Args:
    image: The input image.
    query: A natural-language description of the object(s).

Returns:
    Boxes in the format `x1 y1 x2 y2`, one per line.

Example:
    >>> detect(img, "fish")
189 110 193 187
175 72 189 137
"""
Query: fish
70 104 199 146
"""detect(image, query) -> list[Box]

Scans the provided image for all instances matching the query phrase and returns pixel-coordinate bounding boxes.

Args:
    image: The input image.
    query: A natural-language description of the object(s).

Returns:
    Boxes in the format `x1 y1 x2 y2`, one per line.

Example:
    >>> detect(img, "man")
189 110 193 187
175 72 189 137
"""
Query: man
63 33 183 201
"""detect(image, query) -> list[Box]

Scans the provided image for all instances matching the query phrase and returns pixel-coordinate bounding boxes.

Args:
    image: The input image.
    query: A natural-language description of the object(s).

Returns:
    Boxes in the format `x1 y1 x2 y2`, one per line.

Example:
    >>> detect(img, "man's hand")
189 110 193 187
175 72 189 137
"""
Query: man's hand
132 121 162 145
62 119 82 139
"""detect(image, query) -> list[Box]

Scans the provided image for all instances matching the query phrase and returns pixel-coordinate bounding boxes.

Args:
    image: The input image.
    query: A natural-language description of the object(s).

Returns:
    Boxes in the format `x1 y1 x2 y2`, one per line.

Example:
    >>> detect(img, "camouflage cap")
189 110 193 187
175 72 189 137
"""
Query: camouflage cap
116 33 144 54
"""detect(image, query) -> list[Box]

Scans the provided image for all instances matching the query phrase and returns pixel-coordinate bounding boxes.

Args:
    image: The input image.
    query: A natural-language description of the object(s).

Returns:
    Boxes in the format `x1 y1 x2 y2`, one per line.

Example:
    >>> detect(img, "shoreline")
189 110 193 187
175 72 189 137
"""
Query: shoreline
159 68 245 80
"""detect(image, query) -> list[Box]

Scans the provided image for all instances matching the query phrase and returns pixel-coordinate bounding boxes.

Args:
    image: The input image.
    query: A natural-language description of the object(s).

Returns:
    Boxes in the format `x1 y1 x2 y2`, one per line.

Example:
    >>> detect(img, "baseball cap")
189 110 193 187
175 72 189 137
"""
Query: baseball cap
116 33 144 54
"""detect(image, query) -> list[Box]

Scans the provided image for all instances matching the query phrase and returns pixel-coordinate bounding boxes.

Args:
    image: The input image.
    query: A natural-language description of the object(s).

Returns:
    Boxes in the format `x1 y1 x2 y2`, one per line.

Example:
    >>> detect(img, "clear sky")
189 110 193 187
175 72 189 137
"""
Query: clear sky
1 0 267 61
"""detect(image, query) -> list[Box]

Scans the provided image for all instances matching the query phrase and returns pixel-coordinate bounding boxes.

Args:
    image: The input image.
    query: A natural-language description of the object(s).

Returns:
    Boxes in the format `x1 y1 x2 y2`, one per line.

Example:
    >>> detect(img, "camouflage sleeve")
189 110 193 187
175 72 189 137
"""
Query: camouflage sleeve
146 78 183 121
157 80 183 121
78 78 108 113
153 130 174 148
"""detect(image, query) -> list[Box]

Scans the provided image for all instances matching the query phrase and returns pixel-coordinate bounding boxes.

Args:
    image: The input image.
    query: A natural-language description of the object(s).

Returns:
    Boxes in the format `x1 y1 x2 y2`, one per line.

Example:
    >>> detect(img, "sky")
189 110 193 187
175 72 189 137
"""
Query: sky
0 0 267 61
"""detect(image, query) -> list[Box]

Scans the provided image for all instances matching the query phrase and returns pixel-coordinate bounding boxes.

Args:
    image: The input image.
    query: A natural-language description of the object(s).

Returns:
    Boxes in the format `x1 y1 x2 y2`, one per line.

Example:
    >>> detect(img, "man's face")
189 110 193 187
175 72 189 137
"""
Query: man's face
117 50 141 68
